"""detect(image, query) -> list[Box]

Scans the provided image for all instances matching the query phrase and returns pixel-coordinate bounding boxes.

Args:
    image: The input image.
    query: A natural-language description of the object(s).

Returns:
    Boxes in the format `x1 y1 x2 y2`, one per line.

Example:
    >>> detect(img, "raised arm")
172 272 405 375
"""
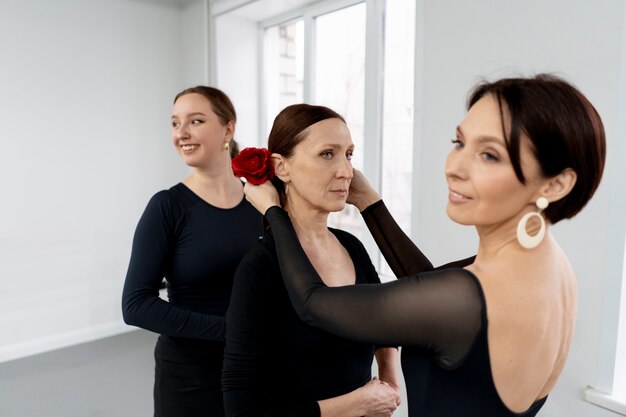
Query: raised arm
121 192 226 340
347 169 433 277
264 206 484 368
361 200 433 277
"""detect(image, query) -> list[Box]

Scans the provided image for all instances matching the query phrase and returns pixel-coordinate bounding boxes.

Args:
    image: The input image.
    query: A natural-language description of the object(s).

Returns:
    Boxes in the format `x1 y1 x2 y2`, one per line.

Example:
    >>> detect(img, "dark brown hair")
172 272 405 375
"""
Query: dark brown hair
174 86 239 158
467 74 606 223
267 103 345 207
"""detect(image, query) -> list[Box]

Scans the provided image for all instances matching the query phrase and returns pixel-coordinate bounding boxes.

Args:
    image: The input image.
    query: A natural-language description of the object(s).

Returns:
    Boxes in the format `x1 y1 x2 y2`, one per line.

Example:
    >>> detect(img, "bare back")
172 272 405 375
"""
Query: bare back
467 234 577 412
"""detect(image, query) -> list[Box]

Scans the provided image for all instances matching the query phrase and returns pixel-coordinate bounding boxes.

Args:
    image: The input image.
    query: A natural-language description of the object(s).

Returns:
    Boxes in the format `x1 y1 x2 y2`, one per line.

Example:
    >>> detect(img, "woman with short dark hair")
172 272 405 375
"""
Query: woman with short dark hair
243 74 606 416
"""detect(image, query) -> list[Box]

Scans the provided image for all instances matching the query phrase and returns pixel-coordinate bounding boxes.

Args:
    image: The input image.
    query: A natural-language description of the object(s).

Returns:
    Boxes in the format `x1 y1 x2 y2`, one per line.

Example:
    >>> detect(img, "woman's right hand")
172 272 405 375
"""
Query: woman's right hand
359 377 401 417
347 169 381 212
243 180 281 215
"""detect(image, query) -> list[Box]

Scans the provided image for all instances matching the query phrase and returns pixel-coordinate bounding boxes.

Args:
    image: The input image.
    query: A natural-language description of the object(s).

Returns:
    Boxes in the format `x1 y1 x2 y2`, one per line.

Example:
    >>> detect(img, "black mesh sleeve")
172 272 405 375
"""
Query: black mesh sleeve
265 206 484 368
361 200 433 276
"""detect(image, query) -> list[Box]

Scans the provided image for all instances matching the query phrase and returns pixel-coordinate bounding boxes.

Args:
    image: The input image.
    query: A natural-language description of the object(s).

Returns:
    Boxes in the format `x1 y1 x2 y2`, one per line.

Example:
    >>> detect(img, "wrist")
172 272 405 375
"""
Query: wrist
263 203 280 215
353 386 367 416
318 389 366 417
357 193 382 212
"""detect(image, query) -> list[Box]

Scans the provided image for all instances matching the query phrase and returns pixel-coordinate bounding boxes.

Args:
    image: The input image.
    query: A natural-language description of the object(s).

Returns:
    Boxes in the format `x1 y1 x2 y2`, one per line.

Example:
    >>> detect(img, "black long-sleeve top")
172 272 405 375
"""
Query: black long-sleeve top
222 228 381 417
122 183 262 341
263 201 548 417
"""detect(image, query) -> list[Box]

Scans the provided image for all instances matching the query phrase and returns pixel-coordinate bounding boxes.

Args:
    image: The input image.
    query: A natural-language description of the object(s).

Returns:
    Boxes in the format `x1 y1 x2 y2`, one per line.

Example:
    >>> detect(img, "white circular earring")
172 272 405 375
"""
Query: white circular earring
516 197 549 249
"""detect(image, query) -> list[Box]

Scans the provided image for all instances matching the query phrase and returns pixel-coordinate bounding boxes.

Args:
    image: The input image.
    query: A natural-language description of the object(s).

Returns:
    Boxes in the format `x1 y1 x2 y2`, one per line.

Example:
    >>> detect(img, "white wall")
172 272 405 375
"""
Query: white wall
214 13 261 148
0 0 191 362
411 0 625 416
182 0 210 86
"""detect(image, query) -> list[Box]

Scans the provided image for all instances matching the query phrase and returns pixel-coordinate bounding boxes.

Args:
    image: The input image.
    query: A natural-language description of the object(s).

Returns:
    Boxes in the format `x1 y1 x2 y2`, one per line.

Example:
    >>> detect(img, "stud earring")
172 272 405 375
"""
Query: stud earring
516 197 549 249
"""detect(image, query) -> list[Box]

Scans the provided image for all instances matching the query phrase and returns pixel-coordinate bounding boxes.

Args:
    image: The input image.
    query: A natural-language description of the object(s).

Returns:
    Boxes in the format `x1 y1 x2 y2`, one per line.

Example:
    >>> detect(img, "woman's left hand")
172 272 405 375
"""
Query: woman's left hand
347 169 381 212
243 180 280 215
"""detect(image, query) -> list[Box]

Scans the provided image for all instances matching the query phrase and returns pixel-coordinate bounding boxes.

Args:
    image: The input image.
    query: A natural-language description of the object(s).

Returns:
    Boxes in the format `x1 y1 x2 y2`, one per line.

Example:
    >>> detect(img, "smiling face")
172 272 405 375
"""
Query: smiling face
280 118 354 214
171 93 233 168
445 94 545 229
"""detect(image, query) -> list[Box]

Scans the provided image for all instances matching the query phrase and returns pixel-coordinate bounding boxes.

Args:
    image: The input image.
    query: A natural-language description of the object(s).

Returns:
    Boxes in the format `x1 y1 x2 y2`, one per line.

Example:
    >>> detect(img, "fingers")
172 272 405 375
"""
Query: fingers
367 378 401 411
377 379 401 407
241 180 281 214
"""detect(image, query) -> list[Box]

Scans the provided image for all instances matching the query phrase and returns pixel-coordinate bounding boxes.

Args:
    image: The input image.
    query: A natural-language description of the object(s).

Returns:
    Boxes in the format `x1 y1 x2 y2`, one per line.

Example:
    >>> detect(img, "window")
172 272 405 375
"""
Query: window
379 0 416 277
260 0 416 273
263 20 304 133
313 3 367 239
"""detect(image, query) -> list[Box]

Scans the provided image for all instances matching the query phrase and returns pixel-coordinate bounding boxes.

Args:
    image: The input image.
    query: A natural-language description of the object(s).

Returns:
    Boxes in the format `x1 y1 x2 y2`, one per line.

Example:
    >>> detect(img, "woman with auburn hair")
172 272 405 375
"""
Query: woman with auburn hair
122 86 263 417
222 103 401 417
243 75 606 416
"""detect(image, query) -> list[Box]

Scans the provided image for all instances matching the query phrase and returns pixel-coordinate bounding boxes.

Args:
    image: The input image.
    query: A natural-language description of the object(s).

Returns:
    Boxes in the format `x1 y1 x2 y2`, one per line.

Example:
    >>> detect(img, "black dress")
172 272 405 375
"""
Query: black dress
262 201 548 417
222 228 381 417
122 183 263 417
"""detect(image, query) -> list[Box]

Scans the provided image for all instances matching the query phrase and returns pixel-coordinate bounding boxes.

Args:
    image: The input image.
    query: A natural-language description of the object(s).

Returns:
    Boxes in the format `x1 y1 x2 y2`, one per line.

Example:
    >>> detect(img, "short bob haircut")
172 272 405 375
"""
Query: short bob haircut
467 74 606 224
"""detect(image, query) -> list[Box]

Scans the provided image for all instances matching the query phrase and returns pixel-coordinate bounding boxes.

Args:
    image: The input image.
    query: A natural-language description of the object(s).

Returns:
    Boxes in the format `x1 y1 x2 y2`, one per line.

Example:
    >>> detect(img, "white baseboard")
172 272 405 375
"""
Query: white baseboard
0 321 137 364
585 387 626 415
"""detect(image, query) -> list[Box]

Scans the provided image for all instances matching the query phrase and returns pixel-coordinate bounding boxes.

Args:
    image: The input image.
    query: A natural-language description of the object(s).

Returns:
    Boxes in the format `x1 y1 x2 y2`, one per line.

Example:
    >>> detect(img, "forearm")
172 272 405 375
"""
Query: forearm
361 200 433 277
318 389 365 417
122 289 225 340
375 348 401 390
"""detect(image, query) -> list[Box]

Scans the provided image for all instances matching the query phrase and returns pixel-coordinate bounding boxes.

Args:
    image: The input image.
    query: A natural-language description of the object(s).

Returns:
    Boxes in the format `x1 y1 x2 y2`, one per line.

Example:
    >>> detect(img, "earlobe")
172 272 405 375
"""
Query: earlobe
541 168 577 203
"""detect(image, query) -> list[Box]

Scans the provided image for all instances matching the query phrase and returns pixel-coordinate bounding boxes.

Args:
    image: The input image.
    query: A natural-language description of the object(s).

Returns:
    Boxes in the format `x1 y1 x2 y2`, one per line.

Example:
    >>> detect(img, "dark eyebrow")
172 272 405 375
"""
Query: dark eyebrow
456 126 504 146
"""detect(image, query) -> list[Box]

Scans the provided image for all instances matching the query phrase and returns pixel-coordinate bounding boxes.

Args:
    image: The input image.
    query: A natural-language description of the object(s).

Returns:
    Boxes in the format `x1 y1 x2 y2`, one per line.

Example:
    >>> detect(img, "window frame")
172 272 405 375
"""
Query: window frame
258 0 388 267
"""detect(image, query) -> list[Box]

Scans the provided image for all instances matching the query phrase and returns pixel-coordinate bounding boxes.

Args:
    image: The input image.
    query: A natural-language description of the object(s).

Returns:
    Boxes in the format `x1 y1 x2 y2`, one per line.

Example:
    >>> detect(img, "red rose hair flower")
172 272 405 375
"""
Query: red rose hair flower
231 147 275 185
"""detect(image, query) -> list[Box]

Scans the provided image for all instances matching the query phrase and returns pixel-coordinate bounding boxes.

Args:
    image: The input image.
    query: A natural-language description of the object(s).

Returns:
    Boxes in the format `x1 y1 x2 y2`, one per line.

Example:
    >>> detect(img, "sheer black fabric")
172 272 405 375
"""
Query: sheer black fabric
264 205 482 368
362 200 434 276
264 204 549 416
362 200 476 275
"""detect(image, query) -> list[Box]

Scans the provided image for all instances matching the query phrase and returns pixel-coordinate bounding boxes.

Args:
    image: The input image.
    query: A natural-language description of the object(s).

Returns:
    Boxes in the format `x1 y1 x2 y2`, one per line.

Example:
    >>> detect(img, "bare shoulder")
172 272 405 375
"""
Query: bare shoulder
472 238 577 412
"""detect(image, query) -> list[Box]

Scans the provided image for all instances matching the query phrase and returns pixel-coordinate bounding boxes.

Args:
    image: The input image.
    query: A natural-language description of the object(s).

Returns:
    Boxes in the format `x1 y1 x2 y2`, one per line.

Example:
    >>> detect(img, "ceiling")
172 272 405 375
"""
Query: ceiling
213 0 322 21
133 0 323 22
